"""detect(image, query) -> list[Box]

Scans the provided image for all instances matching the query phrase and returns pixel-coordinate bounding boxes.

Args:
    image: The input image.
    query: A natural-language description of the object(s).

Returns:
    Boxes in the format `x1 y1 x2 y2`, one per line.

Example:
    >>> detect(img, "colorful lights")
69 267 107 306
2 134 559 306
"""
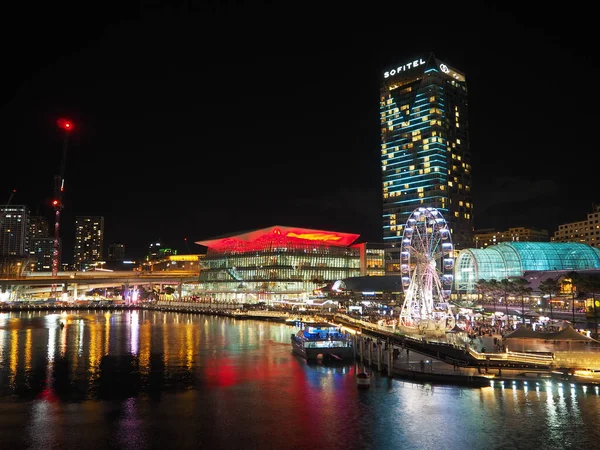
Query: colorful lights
196 226 360 251
56 118 74 132
285 232 342 242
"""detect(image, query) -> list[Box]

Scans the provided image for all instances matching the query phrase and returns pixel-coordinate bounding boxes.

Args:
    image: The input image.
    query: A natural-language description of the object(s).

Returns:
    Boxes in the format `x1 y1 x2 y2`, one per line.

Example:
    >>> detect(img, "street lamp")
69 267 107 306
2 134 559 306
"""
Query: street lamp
51 118 74 298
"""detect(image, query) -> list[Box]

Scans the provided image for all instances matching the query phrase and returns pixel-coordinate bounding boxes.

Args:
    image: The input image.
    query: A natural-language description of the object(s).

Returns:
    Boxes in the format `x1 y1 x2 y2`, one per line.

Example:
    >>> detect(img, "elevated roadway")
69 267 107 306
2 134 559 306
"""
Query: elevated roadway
0 270 199 298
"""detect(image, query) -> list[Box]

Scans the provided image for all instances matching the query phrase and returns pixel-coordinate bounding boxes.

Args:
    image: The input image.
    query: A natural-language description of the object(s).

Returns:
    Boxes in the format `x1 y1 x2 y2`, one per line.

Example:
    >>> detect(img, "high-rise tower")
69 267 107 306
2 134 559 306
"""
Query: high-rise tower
73 216 104 271
380 53 473 273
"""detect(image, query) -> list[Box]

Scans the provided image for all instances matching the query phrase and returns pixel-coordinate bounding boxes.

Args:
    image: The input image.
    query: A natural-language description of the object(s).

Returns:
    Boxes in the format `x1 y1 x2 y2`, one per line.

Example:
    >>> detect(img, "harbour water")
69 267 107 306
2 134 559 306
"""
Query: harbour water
1 309 599 449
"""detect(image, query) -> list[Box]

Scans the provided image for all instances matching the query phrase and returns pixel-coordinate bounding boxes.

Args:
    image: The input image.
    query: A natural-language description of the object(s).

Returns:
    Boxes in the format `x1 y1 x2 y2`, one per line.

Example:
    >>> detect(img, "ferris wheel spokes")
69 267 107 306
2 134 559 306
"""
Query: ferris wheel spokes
398 207 454 331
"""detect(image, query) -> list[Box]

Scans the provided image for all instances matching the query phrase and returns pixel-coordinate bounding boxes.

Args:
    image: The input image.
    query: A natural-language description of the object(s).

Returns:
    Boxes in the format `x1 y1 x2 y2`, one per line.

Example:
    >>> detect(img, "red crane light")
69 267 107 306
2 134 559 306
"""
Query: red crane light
52 199 60 207
57 118 74 132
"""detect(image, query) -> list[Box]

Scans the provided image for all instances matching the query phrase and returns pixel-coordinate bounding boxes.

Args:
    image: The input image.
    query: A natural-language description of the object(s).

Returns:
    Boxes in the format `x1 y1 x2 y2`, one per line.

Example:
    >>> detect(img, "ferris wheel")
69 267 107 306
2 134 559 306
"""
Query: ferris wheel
398 207 455 330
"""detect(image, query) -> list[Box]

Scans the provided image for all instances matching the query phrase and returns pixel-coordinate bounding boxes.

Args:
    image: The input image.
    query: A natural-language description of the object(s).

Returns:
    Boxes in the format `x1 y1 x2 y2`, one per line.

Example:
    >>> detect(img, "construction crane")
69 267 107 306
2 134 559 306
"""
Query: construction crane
0 189 16 226
51 118 74 298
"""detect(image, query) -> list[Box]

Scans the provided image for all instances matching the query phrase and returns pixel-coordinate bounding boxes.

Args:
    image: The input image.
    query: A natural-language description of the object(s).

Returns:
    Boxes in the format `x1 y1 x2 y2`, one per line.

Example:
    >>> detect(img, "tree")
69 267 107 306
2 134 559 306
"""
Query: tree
487 279 501 313
510 278 533 324
563 271 581 325
499 279 513 317
539 277 560 320
475 279 490 306
578 275 600 338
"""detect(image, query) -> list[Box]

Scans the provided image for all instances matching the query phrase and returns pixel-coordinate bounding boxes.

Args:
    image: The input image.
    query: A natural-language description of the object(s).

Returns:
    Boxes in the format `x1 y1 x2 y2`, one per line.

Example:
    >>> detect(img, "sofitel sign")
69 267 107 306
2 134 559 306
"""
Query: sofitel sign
384 58 426 78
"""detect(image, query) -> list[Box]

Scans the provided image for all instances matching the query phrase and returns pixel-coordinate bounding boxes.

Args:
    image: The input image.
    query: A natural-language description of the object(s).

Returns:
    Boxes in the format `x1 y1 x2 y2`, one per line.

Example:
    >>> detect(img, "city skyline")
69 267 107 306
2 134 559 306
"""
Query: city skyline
1 2 597 260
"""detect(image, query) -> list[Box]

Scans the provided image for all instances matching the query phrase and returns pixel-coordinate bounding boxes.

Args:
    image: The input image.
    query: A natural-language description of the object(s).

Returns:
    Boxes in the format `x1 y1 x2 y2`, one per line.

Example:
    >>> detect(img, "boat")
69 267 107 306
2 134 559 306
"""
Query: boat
356 371 371 388
291 322 354 362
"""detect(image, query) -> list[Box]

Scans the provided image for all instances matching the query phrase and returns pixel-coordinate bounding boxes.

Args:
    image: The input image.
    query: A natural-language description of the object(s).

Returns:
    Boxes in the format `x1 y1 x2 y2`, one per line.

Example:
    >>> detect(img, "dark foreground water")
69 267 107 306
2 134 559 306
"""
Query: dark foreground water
1 310 599 449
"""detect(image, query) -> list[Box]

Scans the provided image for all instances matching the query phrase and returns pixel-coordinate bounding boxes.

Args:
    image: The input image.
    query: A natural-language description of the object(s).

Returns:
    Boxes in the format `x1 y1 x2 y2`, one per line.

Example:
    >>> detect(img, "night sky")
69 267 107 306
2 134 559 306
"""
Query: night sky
1 1 596 261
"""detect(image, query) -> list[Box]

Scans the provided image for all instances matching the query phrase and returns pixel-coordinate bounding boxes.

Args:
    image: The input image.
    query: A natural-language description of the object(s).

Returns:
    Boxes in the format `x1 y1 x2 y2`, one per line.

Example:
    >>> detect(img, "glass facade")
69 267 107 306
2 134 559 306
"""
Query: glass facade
455 242 600 293
353 242 385 276
196 226 361 303
381 53 473 273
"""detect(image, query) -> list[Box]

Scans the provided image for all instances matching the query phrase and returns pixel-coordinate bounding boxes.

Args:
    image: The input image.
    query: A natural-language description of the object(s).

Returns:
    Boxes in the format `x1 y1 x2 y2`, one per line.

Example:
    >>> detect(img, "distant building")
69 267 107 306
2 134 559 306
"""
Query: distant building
381 52 473 274
28 215 50 241
73 216 104 271
352 242 385 276
27 215 52 271
195 225 361 303
30 237 55 272
552 204 600 248
146 241 176 262
474 227 549 248
0 205 30 257
107 243 125 261
142 254 203 273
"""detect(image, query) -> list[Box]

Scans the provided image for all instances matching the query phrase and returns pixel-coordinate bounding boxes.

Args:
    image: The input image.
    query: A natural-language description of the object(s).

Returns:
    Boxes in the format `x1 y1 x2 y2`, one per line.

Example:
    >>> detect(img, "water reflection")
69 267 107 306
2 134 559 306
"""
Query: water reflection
0 310 297 401
1 310 600 449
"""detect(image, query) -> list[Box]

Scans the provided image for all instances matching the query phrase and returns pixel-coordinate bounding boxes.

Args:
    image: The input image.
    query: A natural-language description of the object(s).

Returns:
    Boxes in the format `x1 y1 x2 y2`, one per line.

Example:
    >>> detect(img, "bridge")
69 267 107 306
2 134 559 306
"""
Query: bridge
0 270 199 301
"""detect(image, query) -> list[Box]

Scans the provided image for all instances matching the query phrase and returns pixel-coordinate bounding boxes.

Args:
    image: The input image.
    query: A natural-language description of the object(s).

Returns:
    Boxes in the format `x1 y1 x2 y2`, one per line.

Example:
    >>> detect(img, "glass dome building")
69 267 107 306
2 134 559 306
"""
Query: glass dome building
455 242 600 293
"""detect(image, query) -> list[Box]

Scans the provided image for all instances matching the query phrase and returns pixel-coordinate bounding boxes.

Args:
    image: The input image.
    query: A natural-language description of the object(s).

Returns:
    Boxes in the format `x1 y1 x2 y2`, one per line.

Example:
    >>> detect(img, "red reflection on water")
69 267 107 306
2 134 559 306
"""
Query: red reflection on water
38 387 58 403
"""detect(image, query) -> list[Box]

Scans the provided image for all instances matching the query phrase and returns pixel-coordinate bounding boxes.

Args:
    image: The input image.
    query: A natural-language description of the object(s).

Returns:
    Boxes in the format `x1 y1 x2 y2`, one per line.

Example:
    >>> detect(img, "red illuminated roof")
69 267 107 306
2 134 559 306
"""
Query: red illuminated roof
195 225 360 251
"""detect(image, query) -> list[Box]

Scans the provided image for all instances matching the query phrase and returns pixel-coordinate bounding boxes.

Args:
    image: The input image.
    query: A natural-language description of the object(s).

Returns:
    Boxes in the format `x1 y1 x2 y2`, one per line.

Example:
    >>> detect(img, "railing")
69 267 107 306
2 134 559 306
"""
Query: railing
333 313 557 366
465 346 555 365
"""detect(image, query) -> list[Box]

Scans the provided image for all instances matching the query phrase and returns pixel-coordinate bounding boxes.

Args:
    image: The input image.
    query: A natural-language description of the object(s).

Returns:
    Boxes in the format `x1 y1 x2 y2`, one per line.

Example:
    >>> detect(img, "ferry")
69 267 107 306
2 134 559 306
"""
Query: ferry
291 322 354 362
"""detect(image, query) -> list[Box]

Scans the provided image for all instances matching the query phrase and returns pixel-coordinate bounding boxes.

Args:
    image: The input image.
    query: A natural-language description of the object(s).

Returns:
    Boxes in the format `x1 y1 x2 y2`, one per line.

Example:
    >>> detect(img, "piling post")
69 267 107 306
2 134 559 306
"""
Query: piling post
359 336 364 362
387 339 393 377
